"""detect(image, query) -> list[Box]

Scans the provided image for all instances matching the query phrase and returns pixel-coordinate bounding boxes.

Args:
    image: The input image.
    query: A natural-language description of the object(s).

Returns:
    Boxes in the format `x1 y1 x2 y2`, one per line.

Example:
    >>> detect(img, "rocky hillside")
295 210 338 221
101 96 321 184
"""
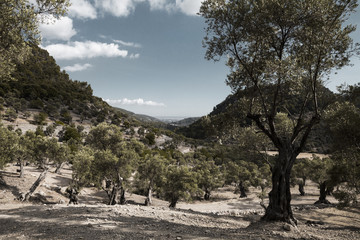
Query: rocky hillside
0 45 144 128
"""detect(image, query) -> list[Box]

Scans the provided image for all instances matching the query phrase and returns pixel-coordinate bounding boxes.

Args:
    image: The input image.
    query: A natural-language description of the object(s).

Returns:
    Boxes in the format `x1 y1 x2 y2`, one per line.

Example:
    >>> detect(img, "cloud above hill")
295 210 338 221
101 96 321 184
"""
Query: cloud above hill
42 41 128 60
39 16 76 41
63 63 93 72
69 0 97 19
66 0 203 18
105 98 166 107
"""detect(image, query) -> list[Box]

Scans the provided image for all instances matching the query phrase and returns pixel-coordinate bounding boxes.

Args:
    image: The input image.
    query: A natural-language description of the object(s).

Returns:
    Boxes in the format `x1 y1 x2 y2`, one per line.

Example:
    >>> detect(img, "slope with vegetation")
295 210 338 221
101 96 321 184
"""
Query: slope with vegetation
0 1 359 237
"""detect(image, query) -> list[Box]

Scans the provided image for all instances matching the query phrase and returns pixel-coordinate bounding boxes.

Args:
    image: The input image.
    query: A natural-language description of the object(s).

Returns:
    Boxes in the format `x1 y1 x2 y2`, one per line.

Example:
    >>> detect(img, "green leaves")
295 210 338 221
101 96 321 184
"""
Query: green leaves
200 0 358 150
0 0 70 80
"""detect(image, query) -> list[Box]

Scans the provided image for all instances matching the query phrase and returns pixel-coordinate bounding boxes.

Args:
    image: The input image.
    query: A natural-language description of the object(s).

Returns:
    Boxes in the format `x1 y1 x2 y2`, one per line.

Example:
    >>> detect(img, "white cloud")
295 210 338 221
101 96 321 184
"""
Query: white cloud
105 98 165 107
42 41 128 60
176 0 203 15
147 0 203 15
95 0 145 17
63 63 93 72
113 40 142 48
92 0 202 17
129 53 140 59
69 0 97 19
148 0 174 11
39 16 77 41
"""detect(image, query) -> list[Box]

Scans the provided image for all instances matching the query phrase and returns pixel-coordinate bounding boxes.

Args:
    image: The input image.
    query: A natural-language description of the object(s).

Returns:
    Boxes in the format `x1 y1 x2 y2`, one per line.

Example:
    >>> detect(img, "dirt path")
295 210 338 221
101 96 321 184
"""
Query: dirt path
0 164 359 240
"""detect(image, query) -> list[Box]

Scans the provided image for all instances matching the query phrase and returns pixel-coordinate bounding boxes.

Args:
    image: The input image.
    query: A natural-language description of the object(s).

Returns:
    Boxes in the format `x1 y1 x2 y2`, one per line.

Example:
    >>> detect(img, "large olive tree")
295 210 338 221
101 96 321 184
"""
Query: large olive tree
0 0 70 80
200 0 358 223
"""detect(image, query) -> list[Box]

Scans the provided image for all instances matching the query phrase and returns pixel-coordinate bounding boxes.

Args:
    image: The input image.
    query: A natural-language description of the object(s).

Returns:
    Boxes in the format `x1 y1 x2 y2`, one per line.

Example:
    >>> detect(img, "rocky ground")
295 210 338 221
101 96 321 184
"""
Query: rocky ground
0 164 359 240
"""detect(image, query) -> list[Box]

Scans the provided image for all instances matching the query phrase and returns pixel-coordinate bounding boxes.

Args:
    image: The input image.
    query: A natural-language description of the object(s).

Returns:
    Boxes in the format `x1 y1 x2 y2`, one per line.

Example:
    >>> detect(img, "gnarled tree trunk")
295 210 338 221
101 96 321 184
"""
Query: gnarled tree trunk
239 181 247 198
204 189 211 200
262 148 297 223
145 186 153 206
315 182 331 204
298 181 305 196
169 196 178 208
55 162 66 174
109 185 120 205
19 159 24 178
120 187 126 205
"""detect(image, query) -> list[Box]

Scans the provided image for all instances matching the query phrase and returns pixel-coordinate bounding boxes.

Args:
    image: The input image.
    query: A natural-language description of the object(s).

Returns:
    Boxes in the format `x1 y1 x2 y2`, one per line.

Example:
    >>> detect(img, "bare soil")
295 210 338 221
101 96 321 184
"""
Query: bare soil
0 164 359 240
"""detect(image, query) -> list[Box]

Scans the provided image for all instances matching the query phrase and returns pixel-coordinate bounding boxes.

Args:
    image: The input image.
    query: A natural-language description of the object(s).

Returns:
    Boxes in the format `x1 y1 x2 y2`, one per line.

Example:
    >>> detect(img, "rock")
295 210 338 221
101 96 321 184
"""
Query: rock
305 220 325 226
42 183 51 190
283 224 292 231
58 199 66 204
176 237 182 240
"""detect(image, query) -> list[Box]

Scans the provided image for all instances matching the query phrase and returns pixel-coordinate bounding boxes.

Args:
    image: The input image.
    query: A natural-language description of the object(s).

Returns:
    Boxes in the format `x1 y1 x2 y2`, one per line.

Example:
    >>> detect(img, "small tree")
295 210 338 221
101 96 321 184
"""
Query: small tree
136 152 167 205
292 158 312 196
194 158 224 200
325 101 360 205
225 160 260 198
308 156 334 204
85 123 144 204
33 112 47 125
161 165 198 208
0 126 18 170
5 108 17 122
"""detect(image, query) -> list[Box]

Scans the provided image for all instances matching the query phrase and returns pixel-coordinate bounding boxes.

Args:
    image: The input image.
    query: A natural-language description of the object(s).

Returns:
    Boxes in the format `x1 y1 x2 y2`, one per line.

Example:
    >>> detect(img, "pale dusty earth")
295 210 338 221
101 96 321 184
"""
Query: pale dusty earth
0 164 359 240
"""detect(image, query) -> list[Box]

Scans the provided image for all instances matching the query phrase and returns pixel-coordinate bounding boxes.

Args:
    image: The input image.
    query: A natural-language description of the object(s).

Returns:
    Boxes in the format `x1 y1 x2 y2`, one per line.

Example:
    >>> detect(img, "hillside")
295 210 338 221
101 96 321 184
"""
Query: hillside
0 45 163 130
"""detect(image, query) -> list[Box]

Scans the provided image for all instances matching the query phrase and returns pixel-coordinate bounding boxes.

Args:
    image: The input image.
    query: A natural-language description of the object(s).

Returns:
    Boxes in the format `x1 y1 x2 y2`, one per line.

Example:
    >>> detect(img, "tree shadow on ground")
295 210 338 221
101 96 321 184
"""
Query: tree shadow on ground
295 206 360 233
0 171 21 198
0 205 276 240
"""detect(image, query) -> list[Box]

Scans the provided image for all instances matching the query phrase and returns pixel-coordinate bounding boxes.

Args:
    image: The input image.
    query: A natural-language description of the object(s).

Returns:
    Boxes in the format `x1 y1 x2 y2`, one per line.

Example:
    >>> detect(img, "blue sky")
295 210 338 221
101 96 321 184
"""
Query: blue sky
37 0 360 118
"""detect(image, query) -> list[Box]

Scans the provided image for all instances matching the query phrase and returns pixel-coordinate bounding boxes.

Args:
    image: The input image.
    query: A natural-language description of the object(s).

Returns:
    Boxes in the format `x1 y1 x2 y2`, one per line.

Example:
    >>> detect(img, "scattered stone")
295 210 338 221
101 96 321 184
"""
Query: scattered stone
283 224 292 231
176 237 182 240
305 220 325 226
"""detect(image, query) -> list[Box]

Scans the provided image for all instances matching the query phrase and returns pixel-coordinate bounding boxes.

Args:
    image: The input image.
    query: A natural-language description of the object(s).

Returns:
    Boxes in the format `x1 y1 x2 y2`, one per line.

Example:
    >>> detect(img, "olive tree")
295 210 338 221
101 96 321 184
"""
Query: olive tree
0 126 18 169
85 123 144 205
194 158 224 200
161 165 198 208
135 152 167 205
0 0 70 80
200 0 358 222
325 101 360 205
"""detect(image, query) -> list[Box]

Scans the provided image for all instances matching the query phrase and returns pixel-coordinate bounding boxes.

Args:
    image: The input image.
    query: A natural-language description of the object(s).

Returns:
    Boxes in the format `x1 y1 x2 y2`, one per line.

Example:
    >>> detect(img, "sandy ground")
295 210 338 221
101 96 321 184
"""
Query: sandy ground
0 164 359 240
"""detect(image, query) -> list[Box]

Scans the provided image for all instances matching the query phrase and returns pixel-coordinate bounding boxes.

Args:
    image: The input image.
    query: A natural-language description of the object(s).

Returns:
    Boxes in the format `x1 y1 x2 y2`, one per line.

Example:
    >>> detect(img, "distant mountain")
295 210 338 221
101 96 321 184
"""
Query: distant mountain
112 107 164 125
170 117 201 127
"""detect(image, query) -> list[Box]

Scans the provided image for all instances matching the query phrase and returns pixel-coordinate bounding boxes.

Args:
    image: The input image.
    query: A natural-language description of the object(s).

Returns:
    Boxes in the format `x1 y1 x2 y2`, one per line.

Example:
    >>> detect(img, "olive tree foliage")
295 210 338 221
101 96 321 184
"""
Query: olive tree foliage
0 126 18 169
291 157 312 196
135 151 168 206
161 165 198 208
200 0 358 222
194 157 224 200
325 101 360 205
82 123 145 205
225 160 261 198
0 0 70 81
308 156 334 204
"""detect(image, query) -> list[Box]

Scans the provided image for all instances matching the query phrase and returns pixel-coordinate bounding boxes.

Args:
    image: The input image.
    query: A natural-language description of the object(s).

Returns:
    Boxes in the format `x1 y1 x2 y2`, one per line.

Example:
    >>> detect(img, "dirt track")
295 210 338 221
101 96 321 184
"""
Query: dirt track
0 164 359 240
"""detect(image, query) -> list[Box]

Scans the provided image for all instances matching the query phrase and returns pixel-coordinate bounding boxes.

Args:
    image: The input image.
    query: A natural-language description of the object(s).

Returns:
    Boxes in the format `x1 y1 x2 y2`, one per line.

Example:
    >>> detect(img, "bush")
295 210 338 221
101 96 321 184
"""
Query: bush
333 190 358 208
33 112 48 125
